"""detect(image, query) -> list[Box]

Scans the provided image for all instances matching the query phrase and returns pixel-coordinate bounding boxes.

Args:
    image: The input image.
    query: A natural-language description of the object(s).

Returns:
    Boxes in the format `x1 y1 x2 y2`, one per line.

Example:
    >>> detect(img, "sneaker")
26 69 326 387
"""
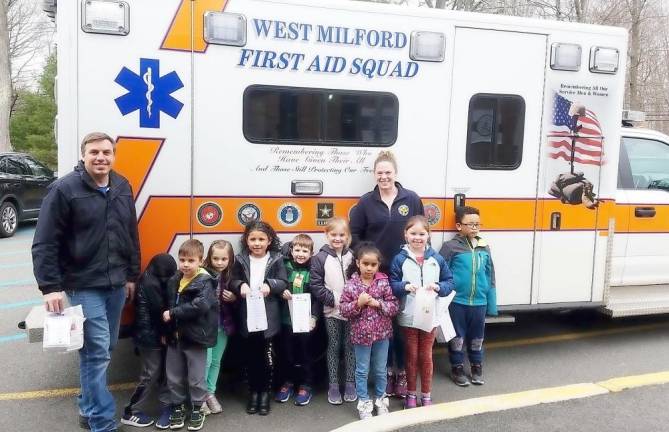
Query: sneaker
374 396 390 416
394 371 408 398
78 414 90 430
327 383 342 405
294 385 313 406
356 399 374 420
404 394 417 409
471 363 485 385
169 404 186 430
200 402 211 416
385 370 396 396
187 409 205 431
451 364 470 387
120 411 154 427
155 406 171 430
421 396 433 407
275 382 294 403
343 381 357 402
206 394 223 414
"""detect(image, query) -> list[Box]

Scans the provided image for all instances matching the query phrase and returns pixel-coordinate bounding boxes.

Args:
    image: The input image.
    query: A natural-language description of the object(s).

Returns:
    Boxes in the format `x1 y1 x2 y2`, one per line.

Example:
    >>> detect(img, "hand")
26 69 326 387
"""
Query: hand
43 291 65 314
261 283 271 297
160 336 167 346
309 316 317 331
162 310 171 322
240 283 251 298
125 282 136 303
427 283 440 293
357 292 371 308
368 299 381 308
282 290 292 300
222 289 236 303
405 284 418 293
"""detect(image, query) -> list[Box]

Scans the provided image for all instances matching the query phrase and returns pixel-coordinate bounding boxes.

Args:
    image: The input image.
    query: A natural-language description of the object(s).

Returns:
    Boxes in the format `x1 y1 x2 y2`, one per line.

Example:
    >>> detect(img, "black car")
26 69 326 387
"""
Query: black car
0 152 56 237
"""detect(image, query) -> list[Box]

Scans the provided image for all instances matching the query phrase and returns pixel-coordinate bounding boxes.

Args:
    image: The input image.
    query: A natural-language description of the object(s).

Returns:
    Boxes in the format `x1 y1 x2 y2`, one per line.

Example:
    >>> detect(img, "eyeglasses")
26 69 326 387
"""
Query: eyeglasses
459 223 482 228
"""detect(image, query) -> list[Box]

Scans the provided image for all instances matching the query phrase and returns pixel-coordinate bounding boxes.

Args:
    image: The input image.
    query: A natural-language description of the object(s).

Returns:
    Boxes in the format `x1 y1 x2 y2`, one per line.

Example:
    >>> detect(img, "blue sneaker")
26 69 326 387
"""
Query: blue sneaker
155 406 171 430
294 385 313 406
121 411 154 427
274 382 294 403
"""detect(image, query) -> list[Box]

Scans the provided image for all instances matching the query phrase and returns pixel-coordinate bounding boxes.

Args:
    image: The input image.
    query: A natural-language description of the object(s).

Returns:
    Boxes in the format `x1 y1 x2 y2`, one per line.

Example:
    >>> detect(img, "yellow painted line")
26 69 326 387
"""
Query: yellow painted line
331 371 669 432
597 371 669 392
0 382 135 401
433 322 669 354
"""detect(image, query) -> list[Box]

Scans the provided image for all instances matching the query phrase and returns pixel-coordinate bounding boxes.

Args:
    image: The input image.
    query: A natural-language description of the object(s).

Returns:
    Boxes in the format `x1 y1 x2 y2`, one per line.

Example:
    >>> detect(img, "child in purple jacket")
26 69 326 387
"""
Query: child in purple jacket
340 242 399 420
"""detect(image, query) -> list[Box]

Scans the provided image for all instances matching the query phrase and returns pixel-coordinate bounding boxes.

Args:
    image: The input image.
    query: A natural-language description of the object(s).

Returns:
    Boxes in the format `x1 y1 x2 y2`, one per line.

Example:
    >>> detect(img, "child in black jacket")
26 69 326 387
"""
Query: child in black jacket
163 240 219 431
121 254 177 429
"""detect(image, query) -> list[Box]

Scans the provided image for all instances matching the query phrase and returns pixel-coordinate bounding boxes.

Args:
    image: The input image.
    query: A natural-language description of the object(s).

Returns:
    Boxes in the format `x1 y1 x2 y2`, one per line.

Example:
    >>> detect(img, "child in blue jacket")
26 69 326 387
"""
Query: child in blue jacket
439 206 497 387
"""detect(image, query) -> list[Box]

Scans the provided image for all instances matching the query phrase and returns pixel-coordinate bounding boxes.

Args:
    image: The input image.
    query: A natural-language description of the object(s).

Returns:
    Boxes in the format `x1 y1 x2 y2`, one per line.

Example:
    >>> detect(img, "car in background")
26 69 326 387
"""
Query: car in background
0 152 56 237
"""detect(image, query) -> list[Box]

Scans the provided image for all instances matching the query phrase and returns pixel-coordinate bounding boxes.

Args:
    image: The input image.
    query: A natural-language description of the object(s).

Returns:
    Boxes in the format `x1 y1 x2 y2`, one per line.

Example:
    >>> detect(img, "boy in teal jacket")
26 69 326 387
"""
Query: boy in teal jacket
439 206 497 387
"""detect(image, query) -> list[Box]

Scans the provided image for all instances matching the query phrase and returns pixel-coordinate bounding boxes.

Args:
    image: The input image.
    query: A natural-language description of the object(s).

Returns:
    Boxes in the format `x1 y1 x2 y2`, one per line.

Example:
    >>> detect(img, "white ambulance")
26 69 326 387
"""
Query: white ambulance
49 0 669 317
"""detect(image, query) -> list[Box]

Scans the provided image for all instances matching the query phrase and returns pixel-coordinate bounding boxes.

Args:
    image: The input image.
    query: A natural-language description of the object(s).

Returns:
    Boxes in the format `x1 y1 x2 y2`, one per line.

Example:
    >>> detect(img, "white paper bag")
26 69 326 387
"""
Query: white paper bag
246 291 268 333
289 293 311 333
435 292 456 343
411 288 437 332
43 305 85 352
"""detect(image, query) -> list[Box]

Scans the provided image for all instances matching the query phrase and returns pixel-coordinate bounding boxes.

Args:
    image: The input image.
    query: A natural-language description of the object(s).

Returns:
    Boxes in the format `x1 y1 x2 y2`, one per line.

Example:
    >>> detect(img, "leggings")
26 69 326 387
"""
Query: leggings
205 329 229 394
325 317 355 384
403 327 436 394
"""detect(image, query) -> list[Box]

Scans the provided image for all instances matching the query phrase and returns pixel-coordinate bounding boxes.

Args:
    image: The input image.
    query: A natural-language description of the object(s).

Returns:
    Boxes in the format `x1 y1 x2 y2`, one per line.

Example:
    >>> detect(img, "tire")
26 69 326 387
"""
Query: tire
0 201 18 238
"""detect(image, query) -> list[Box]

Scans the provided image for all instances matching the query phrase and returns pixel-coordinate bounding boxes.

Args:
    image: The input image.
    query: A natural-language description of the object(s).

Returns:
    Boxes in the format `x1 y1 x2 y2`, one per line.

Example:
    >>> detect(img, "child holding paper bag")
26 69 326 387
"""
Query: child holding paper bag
390 216 453 409
275 234 319 406
229 221 287 416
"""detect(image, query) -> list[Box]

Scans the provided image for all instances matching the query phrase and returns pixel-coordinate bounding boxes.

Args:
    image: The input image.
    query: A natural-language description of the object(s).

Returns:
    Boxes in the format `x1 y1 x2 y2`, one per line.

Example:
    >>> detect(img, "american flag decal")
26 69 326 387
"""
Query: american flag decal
548 93 604 166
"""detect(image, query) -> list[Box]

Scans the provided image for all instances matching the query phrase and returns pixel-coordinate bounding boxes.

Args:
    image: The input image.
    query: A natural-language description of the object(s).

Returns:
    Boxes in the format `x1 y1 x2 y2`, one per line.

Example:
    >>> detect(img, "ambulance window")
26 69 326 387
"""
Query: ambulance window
621 137 669 191
243 85 397 146
466 94 525 170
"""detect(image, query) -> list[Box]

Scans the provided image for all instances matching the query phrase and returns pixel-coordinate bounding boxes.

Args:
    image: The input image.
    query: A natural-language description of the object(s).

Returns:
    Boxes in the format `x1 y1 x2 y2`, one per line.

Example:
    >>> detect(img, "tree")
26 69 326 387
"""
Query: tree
0 0 11 152
9 53 56 167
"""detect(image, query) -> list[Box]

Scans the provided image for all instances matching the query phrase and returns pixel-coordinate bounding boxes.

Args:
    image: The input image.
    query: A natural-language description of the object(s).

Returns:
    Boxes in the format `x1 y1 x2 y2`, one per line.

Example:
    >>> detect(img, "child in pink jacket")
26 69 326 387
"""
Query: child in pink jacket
340 242 399 420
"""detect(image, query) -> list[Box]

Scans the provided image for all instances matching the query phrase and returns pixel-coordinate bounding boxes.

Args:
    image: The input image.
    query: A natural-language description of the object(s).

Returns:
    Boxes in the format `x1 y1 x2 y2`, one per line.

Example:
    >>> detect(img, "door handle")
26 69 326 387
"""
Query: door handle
634 207 656 218
550 212 561 230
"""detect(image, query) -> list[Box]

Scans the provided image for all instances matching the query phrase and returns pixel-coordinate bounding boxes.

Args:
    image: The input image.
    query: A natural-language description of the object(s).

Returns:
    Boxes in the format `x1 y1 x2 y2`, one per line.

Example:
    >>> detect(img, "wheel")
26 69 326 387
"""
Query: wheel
0 201 18 237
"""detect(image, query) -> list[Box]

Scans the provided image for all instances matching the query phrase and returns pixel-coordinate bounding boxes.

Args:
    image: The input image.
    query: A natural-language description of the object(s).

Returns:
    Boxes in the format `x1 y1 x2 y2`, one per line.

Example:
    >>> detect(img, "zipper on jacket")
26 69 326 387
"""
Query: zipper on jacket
468 238 477 305
336 254 346 284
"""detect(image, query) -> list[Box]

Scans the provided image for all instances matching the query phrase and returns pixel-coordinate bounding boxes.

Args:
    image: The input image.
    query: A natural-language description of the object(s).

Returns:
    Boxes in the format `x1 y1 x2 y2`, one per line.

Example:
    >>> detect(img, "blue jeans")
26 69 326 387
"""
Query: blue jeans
448 303 486 366
353 339 389 401
68 287 125 432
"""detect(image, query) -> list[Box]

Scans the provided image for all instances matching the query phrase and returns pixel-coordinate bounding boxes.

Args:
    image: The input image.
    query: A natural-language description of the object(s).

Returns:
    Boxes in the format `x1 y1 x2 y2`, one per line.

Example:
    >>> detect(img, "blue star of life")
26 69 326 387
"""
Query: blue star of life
115 58 184 128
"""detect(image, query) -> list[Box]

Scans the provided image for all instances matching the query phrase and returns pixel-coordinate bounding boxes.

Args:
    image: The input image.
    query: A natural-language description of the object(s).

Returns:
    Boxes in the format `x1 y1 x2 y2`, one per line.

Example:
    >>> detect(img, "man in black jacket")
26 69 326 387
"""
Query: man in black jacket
32 132 140 432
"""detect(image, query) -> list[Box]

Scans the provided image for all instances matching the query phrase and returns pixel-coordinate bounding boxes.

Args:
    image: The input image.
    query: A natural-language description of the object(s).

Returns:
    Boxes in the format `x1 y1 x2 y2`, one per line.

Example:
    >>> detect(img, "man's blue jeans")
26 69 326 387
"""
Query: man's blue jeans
67 287 125 432
353 339 389 401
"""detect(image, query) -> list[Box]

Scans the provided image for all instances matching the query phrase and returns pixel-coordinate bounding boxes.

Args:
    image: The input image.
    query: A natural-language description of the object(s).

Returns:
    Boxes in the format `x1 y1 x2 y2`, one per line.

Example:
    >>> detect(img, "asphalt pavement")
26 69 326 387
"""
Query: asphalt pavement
1 222 668 432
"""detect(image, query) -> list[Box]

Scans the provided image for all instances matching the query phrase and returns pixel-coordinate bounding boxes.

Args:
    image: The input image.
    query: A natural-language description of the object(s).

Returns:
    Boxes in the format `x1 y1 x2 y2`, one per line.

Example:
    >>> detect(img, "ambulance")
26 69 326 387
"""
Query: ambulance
48 0 669 318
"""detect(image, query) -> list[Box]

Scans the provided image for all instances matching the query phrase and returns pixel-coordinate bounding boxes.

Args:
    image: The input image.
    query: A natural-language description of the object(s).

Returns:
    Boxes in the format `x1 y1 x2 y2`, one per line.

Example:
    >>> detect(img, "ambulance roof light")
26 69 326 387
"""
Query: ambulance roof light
550 43 581 71
590 47 619 74
81 0 129 36
622 110 646 122
204 12 247 47
410 31 445 62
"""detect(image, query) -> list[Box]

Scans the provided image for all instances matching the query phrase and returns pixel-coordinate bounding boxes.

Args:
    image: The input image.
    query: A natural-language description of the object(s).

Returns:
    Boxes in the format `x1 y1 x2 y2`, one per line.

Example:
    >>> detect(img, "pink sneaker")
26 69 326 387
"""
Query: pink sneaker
404 394 417 409
421 396 433 407
394 371 408 398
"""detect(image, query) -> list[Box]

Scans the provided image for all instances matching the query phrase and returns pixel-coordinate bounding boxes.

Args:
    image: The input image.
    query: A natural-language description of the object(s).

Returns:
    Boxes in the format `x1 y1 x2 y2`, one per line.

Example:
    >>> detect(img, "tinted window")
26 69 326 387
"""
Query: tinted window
4 158 29 175
22 157 51 177
466 94 525 170
621 137 669 190
243 85 398 146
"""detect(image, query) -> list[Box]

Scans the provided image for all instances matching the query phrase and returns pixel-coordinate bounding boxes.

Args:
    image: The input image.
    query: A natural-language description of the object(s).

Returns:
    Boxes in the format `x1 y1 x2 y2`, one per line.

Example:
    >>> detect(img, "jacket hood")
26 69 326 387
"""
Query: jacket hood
319 244 350 258
147 253 178 282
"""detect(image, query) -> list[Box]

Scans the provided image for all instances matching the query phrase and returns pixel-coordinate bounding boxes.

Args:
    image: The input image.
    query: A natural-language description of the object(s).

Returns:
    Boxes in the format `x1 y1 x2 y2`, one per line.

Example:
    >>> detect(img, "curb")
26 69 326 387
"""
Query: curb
330 370 669 432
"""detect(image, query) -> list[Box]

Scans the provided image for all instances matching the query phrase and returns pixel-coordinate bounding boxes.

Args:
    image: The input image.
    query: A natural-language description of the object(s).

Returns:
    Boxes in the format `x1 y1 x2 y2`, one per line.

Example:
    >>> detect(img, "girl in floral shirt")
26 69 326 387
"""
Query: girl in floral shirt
340 242 399 420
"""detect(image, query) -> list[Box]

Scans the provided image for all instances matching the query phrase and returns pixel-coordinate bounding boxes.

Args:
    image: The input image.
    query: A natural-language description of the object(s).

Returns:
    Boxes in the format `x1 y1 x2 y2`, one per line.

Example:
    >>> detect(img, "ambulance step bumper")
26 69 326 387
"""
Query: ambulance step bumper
604 284 669 318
